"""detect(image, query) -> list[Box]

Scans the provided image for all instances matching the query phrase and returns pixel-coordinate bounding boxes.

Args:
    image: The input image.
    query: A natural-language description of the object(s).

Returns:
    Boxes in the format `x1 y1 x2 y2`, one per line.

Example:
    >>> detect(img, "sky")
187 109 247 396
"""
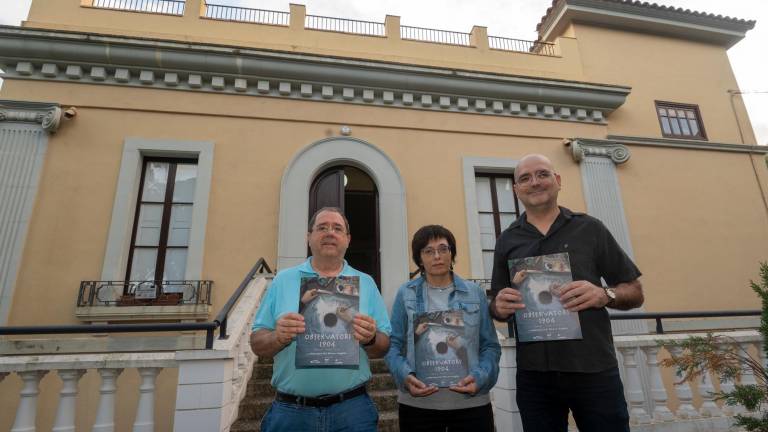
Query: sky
1 0 766 144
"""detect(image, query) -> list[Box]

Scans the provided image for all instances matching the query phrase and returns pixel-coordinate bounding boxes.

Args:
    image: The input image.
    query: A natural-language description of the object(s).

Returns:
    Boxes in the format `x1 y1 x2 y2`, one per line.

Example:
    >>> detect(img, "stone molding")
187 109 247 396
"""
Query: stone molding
569 138 630 164
0 27 632 125
0 100 62 133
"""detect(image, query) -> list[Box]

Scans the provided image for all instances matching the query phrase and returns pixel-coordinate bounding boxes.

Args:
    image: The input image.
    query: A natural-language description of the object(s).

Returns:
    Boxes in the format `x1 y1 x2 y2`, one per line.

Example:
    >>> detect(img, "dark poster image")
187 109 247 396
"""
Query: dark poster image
509 252 582 342
295 275 360 368
413 310 469 387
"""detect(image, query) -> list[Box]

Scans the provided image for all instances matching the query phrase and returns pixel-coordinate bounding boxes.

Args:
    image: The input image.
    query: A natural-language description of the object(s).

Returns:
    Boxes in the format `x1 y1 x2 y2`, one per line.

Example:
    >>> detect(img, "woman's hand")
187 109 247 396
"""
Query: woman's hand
449 375 478 395
405 374 439 397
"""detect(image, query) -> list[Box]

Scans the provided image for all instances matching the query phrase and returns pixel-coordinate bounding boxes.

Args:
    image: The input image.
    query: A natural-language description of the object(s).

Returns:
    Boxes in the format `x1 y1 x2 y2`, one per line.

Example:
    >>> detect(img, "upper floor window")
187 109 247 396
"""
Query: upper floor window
475 173 521 277
126 158 198 282
655 101 707 140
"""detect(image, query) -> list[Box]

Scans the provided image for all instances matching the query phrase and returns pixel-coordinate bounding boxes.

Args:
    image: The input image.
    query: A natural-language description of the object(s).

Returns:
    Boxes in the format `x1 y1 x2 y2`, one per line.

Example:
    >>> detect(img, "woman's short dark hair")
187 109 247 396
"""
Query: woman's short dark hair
411 225 457 271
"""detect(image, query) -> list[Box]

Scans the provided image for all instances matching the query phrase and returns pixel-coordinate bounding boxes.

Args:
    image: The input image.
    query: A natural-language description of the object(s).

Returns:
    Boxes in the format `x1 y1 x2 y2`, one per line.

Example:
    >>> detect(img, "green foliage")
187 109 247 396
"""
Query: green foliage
660 262 768 432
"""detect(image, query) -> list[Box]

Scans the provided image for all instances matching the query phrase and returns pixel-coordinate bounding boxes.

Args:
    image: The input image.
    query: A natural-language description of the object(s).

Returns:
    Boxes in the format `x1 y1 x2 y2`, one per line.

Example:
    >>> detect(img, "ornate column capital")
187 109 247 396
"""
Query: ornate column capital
0 100 62 133
568 138 631 164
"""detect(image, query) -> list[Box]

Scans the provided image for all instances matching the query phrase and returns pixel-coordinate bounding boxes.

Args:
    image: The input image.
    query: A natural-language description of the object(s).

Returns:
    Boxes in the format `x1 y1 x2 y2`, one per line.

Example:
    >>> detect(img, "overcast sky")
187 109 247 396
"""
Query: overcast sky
1 0 766 144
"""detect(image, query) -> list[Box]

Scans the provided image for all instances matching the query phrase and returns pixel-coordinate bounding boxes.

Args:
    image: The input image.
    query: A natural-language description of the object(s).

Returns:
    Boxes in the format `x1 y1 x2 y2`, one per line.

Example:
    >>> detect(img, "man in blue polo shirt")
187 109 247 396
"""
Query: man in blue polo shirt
251 207 391 432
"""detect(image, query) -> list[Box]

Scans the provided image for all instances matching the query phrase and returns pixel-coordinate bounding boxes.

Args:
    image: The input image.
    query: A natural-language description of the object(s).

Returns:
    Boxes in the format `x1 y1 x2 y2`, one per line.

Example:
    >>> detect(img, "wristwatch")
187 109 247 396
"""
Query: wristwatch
604 287 617 307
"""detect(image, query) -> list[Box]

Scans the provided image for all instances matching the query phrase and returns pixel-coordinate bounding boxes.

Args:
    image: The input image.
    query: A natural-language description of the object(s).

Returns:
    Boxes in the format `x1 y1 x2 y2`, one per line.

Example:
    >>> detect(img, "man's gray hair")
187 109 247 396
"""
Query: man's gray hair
308 207 351 234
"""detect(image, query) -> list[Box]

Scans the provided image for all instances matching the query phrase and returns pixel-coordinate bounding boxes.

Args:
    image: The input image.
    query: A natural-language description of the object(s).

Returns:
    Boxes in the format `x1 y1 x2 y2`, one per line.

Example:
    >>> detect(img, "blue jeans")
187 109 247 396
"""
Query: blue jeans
260 393 378 432
516 367 629 432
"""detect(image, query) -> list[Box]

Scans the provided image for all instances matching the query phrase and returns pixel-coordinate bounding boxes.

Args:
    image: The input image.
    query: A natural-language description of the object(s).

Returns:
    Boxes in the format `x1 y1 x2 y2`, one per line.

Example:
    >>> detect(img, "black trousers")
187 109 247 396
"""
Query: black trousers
516 367 630 432
398 402 494 432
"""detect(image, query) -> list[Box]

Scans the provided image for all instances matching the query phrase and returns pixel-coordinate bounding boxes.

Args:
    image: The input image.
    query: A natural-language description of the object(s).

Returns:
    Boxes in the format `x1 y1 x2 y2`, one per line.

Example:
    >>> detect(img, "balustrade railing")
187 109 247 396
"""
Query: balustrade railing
489 36 557 56
203 3 289 26
77 279 213 306
91 0 185 16
305 15 386 37
401 25 471 46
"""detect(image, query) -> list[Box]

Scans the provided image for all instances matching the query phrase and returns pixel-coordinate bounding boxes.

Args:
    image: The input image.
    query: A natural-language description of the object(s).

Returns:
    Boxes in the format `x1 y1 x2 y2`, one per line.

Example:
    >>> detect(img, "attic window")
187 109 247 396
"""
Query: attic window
655 101 707 140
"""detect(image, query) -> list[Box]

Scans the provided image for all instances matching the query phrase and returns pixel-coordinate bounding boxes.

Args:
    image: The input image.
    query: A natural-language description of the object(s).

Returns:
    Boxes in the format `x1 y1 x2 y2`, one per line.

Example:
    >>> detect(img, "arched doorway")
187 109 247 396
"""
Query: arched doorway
309 166 380 287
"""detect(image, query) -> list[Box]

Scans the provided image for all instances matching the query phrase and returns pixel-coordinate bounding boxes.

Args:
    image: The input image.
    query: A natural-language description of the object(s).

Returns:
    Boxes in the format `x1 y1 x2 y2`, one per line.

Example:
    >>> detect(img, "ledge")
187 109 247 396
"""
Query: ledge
0 25 630 124
76 304 211 322
606 135 768 154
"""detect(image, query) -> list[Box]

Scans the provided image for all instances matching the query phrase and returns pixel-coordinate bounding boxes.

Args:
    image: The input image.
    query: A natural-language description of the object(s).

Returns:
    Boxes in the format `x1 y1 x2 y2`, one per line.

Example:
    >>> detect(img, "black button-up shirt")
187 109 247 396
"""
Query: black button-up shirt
491 207 641 372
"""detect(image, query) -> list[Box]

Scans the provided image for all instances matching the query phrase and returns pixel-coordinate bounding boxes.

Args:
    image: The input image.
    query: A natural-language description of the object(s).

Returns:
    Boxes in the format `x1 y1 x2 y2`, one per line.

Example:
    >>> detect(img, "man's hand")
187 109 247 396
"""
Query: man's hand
275 312 306 345
353 314 377 345
558 281 609 312
492 287 526 320
449 375 478 395
405 374 438 397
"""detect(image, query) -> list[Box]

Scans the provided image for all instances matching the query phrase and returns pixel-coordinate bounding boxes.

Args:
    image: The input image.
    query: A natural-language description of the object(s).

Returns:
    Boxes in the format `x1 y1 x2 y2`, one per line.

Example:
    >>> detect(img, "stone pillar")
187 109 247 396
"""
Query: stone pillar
0 100 62 325
385 15 401 41
470 26 489 50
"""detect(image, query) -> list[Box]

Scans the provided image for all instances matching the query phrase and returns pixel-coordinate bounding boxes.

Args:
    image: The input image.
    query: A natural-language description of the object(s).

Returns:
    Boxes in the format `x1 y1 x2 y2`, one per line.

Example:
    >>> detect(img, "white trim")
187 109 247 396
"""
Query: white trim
277 137 408 309
100 138 214 282
462 157 521 279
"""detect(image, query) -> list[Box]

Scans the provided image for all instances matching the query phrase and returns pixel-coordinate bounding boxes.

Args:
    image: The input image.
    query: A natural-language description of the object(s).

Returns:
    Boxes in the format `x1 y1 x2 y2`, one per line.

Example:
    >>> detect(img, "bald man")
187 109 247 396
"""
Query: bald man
489 154 643 432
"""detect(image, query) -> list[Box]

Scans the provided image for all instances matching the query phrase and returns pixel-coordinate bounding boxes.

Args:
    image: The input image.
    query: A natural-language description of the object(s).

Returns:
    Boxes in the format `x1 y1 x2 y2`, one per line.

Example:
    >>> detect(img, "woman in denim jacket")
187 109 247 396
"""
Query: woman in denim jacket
385 225 501 431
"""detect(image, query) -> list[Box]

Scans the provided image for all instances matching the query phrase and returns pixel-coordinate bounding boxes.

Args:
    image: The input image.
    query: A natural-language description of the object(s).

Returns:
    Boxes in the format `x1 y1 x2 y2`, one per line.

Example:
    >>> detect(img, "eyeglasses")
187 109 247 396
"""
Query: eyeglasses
516 170 555 186
421 245 451 257
312 224 347 235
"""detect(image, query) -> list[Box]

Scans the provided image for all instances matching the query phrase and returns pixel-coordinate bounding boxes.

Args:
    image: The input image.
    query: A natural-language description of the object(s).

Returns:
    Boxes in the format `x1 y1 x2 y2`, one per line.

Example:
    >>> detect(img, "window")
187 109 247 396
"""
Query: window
475 173 521 277
655 101 706 140
126 158 198 284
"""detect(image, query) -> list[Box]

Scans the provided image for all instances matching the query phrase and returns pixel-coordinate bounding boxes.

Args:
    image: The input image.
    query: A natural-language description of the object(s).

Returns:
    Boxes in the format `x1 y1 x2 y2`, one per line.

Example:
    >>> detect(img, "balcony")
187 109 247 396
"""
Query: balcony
76 279 213 322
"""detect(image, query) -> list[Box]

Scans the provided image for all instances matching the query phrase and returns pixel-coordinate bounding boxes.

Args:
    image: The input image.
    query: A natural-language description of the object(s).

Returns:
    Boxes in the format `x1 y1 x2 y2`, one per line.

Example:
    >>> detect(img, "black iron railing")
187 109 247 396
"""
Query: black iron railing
489 36 557 57
400 25 471 46
305 14 385 37
3 258 273 349
77 280 212 306
91 0 185 16
203 3 289 26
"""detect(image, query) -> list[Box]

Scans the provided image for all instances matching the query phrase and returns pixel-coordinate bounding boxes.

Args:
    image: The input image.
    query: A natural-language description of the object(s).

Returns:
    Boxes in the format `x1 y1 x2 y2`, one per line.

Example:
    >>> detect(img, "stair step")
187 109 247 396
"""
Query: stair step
369 373 396 391
247 379 276 397
370 389 399 413
230 418 260 432
369 358 390 374
378 410 400 432
237 395 273 421
253 362 273 379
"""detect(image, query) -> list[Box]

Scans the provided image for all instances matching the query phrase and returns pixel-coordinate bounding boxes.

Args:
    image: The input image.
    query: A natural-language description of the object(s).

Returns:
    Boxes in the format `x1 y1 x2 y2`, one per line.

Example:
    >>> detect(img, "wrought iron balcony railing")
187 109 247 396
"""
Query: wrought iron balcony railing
77 280 213 307
91 0 185 16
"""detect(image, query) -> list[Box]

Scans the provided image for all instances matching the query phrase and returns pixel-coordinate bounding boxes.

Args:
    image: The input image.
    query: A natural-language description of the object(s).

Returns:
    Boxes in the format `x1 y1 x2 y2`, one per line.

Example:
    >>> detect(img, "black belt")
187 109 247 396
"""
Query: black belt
275 385 367 408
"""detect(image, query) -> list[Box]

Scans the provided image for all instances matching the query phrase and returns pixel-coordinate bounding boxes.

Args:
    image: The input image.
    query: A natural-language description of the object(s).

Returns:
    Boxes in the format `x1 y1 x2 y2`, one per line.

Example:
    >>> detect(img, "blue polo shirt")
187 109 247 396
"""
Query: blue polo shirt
252 258 392 397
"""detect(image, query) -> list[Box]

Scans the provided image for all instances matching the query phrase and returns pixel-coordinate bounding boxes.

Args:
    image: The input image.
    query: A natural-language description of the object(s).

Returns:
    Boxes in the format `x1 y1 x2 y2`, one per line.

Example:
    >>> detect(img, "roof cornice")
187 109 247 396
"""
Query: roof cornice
538 0 755 47
0 25 630 123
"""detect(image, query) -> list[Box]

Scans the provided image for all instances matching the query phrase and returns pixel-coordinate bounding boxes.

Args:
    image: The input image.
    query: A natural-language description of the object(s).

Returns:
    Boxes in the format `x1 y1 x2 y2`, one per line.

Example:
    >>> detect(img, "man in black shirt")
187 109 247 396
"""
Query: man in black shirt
489 154 643 432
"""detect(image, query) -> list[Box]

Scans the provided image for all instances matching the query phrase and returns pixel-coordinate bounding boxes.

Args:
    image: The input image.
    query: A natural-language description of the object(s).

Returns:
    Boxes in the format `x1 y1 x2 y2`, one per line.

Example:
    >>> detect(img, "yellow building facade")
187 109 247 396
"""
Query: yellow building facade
1 0 767 430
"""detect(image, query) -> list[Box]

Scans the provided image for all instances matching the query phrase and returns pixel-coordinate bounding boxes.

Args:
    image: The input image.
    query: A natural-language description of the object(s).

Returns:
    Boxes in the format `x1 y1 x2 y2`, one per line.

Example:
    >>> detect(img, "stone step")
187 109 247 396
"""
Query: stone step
247 379 276 398
369 372 396 391
378 410 400 432
253 362 273 380
370 388 399 413
230 418 259 432
369 358 390 374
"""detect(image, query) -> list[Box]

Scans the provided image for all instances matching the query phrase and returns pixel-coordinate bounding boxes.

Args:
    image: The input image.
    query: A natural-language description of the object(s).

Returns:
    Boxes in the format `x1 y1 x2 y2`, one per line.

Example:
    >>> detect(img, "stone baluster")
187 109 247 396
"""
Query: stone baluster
133 367 161 432
698 368 722 417
52 369 87 432
618 346 651 425
641 346 674 421
668 346 700 419
11 370 48 432
93 368 123 432
739 342 757 386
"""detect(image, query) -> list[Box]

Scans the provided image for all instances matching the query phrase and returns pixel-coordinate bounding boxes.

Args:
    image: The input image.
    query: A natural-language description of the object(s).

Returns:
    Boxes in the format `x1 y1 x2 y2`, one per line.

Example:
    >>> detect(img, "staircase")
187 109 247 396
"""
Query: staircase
231 356 399 431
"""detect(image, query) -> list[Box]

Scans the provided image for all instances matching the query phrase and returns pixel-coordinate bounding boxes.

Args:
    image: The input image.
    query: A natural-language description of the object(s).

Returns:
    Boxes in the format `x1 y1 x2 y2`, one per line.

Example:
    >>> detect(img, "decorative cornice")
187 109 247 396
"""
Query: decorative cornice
0 26 631 125
568 138 630 164
607 135 768 154
0 100 62 133
537 0 754 47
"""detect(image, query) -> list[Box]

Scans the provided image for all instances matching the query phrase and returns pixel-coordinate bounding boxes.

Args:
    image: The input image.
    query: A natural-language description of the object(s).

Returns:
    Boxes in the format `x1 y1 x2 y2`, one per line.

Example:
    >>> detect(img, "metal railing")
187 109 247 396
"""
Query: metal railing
91 0 185 15
2 258 273 349
203 3 289 26
305 14 386 37
77 279 212 306
489 36 557 56
612 310 762 334
401 25 471 46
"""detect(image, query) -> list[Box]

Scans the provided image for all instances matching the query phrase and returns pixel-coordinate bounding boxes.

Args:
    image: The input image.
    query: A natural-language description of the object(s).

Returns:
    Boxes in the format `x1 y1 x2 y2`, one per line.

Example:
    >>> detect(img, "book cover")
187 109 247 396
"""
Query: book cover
295 275 360 368
413 310 469 387
508 252 582 342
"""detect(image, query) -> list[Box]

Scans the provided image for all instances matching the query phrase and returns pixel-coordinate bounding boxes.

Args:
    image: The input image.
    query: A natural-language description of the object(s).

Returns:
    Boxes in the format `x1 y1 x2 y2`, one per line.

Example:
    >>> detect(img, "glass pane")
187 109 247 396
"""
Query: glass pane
482 251 494 279
475 177 493 212
495 177 516 212
164 248 188 281
168 204 194 247
689 119 700 137
677 109 686 118
141 162 169 202
657 108 666 116
500 213 517 230
660 117 672 134
479 213 496 249
130 248 157 281
679 118 691 135
135 204 163 246
686 111 696 119
668 109 677 118
670 118 681 135
173 164 198 202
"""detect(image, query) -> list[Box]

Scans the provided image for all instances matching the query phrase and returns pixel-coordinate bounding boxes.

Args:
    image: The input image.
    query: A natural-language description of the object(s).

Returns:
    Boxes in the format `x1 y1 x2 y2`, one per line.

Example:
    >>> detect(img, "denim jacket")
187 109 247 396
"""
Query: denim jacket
385 273 501 395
